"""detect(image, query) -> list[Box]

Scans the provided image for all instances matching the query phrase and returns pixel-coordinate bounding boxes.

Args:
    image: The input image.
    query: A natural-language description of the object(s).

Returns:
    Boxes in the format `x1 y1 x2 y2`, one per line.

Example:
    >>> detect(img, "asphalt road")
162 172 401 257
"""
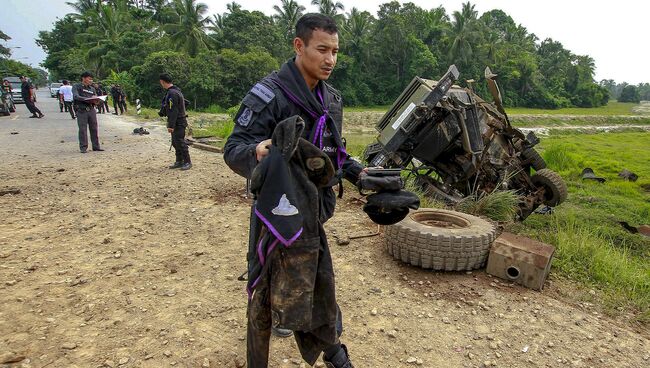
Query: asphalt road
0 89 169 160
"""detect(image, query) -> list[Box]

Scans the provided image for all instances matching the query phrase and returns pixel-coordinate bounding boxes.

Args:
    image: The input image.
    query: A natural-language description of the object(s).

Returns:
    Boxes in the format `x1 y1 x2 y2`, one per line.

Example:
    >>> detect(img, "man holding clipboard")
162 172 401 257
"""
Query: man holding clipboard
73 71 105 153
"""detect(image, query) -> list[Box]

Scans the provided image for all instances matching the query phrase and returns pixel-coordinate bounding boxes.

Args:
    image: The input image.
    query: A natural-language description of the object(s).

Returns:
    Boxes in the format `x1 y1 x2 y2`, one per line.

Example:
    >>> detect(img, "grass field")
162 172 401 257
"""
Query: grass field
508 101 648 116
509 131 650 322
345 101 650 116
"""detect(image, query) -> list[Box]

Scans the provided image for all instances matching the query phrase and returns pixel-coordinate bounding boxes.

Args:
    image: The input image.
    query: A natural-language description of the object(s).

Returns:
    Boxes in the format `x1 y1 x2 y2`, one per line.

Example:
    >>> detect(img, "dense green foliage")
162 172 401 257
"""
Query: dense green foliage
0 29 45 85
37 0 618 109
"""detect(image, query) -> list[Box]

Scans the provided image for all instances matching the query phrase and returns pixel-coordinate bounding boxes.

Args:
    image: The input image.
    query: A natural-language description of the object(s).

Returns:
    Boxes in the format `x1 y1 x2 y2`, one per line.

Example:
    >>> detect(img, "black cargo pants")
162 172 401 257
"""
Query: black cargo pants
77 107 100 151
64 101 75 118
171 124 191 164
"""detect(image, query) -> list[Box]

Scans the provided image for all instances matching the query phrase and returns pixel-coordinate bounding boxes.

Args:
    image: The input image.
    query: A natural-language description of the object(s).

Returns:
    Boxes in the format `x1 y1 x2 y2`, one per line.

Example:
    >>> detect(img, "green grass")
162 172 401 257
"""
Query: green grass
508 101 647 116
509 131 650 322
345 104 391 113
456 189 520 222
193 119 234 139
345 101 649 116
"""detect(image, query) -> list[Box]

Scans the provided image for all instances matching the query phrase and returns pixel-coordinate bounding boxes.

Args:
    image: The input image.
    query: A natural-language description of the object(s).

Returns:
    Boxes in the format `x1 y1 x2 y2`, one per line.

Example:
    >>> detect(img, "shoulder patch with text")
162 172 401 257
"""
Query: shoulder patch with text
251 83 275 104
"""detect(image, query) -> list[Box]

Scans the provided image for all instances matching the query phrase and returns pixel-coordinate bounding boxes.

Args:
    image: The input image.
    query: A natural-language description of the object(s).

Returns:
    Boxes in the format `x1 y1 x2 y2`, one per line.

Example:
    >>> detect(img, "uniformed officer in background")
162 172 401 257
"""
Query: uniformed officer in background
20 76 44 118
110 84 123 115
73 71 103 153
158 73 191 170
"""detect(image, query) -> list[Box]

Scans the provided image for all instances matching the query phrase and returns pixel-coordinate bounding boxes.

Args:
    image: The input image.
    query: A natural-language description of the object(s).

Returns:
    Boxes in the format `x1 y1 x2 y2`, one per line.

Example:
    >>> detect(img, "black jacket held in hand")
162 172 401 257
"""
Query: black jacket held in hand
161 85 187 129
247 116 340 365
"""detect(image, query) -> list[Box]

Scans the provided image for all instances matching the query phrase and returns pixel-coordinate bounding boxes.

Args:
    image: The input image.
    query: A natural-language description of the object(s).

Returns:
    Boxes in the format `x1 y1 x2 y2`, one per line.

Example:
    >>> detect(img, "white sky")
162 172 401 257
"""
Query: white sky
3 0 649 84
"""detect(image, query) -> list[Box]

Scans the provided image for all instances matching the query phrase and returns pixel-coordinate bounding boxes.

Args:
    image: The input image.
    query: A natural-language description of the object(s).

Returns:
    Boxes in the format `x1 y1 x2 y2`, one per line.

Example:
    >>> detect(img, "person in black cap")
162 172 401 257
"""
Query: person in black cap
73 71 103 153
159 73 191 170
224 13 362 368
19 76 44 118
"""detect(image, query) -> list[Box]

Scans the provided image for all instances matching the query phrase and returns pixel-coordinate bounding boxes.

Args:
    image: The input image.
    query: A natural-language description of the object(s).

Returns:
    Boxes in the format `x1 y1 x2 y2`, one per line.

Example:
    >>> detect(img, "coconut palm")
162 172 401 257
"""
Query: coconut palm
448 1 479 66
342 7 373 58
311 0 344 18
164 0 210 57
273 0 306 43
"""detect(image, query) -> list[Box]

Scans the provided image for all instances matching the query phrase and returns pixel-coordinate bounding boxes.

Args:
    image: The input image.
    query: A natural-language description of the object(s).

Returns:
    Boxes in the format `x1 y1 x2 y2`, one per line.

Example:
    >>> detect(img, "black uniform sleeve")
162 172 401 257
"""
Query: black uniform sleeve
166 91 180 129
223 92 279 179
342 156 364 184
72 84 84 103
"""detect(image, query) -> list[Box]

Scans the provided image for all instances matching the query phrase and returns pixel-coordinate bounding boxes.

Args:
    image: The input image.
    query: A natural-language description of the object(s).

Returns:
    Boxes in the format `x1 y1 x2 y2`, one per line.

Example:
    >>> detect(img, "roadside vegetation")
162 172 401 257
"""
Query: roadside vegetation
509 131 650 323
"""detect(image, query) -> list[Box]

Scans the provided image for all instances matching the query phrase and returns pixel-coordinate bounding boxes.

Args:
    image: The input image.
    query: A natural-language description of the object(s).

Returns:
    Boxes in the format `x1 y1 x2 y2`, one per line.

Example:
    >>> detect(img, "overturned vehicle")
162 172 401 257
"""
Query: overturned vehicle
364 65 567 220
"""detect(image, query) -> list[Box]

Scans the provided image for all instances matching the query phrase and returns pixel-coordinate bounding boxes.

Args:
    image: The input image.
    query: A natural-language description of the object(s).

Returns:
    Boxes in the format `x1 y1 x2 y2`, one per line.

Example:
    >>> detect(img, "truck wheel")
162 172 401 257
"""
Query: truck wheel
385 209 497 271
522 147 546 170
531 168 568 206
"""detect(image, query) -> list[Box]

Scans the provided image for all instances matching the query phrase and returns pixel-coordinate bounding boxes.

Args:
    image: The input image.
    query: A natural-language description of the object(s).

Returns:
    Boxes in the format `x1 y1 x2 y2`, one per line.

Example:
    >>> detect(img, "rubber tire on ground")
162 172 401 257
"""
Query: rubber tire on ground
385 208 497 271
522 147 546 170
530 168 568 207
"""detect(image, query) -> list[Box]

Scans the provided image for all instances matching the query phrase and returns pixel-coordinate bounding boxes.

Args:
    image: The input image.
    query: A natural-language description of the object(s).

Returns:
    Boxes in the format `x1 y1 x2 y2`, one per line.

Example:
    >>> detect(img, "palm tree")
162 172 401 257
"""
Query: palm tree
273 0 306 43
164 0 210 57
74 0 130 73
66 0 102 14
311 0 344 18
448 2 479 66
342 8 373 59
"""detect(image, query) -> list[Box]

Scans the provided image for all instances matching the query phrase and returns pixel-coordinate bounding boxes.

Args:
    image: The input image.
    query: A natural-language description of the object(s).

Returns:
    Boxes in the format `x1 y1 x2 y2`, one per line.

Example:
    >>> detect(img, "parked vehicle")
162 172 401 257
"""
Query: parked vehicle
364 65 568 220
50 82 63 98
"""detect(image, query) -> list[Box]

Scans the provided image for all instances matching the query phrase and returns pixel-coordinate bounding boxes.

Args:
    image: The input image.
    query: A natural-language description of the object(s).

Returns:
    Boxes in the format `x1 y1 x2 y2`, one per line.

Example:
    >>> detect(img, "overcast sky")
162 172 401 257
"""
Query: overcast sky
3 0 649 84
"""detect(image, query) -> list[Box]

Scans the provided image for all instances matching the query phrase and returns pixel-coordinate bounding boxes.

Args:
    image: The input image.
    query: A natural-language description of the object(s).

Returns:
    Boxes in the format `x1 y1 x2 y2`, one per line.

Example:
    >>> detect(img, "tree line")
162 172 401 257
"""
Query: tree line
0 30 48 86
33 0 642 110
599 80 650 104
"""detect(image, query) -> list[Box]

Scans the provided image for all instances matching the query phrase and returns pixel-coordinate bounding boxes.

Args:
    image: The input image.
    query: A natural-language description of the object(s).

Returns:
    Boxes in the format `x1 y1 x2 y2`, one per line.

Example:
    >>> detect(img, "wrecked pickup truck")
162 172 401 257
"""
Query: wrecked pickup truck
364 65 567 220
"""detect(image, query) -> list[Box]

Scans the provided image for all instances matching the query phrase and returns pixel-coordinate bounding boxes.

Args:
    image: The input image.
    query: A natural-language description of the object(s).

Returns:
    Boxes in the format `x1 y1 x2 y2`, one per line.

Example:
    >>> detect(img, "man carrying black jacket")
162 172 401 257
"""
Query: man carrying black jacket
159 73 191 170
224 13 361 368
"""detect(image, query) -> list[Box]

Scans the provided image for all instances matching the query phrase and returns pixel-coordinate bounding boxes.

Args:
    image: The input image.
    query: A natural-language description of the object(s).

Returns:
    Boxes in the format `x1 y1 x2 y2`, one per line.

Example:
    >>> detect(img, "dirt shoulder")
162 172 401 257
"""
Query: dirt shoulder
1 99 649 367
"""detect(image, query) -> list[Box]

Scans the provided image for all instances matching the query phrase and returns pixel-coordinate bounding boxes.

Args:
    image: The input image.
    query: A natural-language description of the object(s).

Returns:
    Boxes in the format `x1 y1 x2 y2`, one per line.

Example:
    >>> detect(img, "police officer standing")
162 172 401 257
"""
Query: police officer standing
159 73 191 170
224 13 360 368
73 71 103 153
20 76 44 118
110 84 123 115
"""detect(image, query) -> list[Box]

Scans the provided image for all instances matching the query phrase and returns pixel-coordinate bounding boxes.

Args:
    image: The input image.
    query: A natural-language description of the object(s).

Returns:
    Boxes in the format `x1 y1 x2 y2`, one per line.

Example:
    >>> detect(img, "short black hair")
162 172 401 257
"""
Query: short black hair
62 80 69 85
295 13 338 45
81 71 93 78
159 73 173 83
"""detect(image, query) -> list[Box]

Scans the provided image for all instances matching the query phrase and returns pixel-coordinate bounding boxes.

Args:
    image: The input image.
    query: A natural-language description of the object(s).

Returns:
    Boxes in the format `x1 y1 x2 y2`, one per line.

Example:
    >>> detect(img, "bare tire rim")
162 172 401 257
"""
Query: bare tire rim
411 211 471 229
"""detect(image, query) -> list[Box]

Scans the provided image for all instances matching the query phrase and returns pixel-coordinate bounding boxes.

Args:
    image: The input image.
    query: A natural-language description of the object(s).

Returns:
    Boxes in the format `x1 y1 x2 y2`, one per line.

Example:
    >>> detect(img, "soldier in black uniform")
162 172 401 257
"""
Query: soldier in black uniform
110 84 123 115
224 14 361 368
20 76 44 118
73 71 103 153
159 73 191 170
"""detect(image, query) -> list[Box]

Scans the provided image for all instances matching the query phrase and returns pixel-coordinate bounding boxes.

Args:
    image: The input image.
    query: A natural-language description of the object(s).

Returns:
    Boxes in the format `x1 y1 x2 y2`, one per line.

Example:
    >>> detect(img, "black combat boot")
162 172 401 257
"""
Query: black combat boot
323 345 354 368
168 161 182 169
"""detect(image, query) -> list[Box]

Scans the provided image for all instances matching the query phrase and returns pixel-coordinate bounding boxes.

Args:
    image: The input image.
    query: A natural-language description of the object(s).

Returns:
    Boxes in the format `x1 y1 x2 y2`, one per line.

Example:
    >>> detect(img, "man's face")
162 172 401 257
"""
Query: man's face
82 76 93 85
295 29 339 83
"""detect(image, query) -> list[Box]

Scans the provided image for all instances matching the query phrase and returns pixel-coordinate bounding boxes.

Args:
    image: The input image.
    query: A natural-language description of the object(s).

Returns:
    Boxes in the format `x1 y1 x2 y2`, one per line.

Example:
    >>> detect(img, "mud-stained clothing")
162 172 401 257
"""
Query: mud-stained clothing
224 59 363 367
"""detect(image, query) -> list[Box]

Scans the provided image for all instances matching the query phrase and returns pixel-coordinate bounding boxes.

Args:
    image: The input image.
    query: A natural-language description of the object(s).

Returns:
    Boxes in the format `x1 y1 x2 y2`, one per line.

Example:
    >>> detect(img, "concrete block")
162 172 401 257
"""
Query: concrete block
486 232 555 291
